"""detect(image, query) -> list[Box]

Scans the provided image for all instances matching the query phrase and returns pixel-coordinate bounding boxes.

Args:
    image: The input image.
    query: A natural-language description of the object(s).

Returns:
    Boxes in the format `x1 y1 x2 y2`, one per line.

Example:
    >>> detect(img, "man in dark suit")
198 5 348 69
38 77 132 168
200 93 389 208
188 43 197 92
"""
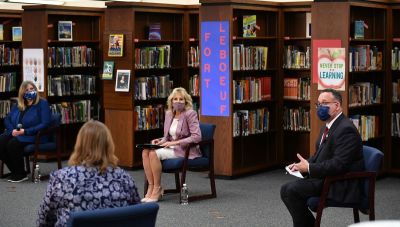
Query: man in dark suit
280 88 364 227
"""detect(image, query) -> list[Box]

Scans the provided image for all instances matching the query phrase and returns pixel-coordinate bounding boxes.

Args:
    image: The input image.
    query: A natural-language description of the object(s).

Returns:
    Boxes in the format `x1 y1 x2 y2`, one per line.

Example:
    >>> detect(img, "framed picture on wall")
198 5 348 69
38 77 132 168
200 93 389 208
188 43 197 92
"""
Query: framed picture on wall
108 34 124 57
102 61 114 80
115 69 130 92
58 21 73 41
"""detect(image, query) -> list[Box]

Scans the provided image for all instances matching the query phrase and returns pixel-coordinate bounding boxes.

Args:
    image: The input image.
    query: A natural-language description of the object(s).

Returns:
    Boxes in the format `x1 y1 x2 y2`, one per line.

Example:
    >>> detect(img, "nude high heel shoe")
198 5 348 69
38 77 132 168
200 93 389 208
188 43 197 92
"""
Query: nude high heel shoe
141 184 153 203
145 186 164 203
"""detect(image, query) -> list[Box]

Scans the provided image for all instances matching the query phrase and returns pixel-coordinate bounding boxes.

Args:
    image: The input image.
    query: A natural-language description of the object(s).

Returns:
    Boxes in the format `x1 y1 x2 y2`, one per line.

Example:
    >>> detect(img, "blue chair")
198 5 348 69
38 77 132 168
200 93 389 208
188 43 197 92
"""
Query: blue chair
307 145 384 227
66 203 159 227
145 123 217 202
23 112 63 181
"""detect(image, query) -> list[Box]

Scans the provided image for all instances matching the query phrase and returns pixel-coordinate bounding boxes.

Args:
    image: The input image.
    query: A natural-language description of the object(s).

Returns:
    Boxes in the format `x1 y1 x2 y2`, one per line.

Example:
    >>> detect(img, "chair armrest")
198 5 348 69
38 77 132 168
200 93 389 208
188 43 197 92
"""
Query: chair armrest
34 126 61 148
316 171 377 213
190 139 214 147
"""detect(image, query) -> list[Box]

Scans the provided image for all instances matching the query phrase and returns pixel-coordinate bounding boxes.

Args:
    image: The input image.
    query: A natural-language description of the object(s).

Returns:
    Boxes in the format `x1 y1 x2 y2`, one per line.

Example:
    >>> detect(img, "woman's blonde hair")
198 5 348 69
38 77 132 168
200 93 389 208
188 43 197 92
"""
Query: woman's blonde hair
166 87 193 111
17 81 40 111
68 120 118 174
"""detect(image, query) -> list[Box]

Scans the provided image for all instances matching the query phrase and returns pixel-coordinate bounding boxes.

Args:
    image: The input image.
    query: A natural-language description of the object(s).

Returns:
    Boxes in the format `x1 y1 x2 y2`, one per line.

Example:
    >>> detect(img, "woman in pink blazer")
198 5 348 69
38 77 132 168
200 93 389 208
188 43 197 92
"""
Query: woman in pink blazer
141 87 201 203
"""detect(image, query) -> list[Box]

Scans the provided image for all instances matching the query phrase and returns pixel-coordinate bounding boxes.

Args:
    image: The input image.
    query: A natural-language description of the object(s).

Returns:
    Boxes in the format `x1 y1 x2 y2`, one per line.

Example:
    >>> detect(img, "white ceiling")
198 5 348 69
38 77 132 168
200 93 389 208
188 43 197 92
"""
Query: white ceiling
0 0 312 10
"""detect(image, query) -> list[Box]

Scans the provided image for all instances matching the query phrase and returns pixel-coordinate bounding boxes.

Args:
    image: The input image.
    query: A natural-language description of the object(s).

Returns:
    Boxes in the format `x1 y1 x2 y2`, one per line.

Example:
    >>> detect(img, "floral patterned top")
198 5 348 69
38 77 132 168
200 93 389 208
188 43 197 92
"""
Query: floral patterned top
37 165 141 227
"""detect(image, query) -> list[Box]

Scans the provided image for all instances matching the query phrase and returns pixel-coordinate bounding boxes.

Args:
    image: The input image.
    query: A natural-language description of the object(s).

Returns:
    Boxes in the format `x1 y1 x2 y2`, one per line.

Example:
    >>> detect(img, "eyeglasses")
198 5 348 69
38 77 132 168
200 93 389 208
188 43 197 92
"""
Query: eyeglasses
315 102 337 109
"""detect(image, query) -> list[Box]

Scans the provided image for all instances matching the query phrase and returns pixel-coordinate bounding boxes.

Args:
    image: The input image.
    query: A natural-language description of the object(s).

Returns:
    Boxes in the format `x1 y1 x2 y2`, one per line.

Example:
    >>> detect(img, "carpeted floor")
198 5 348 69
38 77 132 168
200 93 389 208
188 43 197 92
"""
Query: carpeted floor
1 162 399 227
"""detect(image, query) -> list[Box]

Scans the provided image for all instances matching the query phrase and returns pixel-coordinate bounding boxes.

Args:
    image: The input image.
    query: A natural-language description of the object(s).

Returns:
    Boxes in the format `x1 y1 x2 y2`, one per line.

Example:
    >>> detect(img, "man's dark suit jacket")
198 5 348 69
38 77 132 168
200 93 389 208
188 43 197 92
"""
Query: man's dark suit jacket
308 113 364 204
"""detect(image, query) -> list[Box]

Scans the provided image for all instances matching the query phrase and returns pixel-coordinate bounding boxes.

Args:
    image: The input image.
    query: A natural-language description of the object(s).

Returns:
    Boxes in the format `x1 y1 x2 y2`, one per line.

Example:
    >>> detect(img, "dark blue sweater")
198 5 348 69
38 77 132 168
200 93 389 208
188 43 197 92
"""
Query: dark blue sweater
4 98 51 143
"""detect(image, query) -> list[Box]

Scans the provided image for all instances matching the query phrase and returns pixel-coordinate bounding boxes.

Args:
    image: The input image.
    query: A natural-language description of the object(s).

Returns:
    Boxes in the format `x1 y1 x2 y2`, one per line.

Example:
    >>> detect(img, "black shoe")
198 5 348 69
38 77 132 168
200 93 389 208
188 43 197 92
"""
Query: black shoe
8 174 28 183
1 172 12 179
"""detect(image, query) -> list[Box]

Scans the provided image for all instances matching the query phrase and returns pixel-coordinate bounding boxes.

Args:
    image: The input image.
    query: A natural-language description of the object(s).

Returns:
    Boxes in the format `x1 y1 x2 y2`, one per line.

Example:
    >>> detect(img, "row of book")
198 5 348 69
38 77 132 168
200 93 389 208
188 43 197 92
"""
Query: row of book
349 82 381 107
282 45 311 69
49 100 100 124
0 100 12 119
189 74 200 97
283 77 310 100
350 115 380 141
349 45 382 72
392 47 400 70
283 106 310 132
233 108 270 137
232 45 268 71
0 45 20 66
0 72 17 92
48 75 96 96
233 77 271 104
48 46 96 68
393 80 400 103
134 75 172 100
391 112 400 137
134 45 171 69
134 105 165 131
187 46 199 67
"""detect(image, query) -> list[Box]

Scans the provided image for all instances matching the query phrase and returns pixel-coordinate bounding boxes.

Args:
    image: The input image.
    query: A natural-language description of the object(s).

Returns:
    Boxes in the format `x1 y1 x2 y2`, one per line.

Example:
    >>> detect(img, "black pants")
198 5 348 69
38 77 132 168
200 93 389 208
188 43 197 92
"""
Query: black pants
0 134 29 176
280 178 323 227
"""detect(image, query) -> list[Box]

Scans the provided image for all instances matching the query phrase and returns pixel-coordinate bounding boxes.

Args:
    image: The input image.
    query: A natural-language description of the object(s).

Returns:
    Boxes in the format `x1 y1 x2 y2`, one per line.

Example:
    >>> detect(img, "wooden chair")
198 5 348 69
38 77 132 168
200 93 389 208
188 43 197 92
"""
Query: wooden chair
307 145 384 227
144 123 217 202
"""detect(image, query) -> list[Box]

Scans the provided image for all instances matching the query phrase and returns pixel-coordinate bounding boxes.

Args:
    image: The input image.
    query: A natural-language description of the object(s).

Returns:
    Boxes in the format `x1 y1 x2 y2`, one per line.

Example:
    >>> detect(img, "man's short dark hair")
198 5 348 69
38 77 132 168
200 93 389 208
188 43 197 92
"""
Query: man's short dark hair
321 88 342 105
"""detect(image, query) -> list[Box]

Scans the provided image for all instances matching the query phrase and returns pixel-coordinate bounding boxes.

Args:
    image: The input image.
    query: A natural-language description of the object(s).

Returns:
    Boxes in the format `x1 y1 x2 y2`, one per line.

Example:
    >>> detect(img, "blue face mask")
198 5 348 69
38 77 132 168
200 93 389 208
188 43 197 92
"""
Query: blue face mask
24 90 37 101
317 105 330 121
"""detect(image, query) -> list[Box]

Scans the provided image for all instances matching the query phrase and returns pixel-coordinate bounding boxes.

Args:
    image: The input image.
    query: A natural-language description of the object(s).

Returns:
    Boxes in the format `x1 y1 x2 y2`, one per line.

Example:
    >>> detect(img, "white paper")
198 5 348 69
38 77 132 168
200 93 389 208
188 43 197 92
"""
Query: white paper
285 166 304 178
23 48 45 92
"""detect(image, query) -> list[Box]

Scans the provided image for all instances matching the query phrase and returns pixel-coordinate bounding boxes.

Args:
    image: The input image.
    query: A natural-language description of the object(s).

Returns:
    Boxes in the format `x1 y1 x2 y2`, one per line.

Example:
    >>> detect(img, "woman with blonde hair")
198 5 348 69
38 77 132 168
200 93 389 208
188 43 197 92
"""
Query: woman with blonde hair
37 120 141 227
141 87 201 202
0 81 51 182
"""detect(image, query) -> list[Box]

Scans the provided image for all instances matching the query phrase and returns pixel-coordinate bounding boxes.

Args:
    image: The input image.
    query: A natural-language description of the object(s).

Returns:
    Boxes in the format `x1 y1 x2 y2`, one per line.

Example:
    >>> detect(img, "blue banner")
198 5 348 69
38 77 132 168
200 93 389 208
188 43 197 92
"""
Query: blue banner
200 21 230 117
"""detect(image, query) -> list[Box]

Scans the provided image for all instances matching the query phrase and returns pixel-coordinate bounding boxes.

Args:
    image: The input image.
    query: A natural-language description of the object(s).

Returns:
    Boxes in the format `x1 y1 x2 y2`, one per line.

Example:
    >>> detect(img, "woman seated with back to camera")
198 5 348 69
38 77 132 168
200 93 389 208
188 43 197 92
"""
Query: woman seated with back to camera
0 81 51 183
37 120 141 227
141 87 202 203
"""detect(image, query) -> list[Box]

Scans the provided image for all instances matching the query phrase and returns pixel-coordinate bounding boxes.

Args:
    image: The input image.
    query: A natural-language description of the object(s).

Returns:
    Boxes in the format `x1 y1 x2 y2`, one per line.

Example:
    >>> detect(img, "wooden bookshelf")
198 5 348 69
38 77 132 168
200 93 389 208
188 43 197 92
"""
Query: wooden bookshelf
311 0 389 170
280 2 312 163
390 2 400 171
200 0 280 177
103 2 198 168
22 5 104 153
0 9 22 132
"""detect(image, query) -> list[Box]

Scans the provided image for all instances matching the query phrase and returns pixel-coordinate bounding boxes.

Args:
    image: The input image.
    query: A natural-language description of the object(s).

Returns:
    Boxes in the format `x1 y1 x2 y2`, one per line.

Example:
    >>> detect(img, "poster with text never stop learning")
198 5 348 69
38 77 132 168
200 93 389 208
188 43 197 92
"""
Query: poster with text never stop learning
201 21 230 117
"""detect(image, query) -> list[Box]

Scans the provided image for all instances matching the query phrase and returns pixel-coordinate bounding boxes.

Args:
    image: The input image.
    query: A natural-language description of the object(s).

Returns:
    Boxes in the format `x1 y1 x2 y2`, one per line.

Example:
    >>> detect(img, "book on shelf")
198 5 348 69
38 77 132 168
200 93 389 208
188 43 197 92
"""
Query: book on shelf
134 74 171 100
306 12 311 38
391 113 400 137
134 45 171 69
58 21 73 41
48 46 96 68
354 20 364 40
232 45 268 70
392 47 400 70
0 100 12 119
102 61 114 80
349 45 382 72
283 106 310 131
0 25 3 41
12 26 22 41
134 105 165 131
349 115 379 141
0 45 20 66
0 72 17 92
148 23 161 41
108 34 124 57
243 15 257 38
283 78 298 99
